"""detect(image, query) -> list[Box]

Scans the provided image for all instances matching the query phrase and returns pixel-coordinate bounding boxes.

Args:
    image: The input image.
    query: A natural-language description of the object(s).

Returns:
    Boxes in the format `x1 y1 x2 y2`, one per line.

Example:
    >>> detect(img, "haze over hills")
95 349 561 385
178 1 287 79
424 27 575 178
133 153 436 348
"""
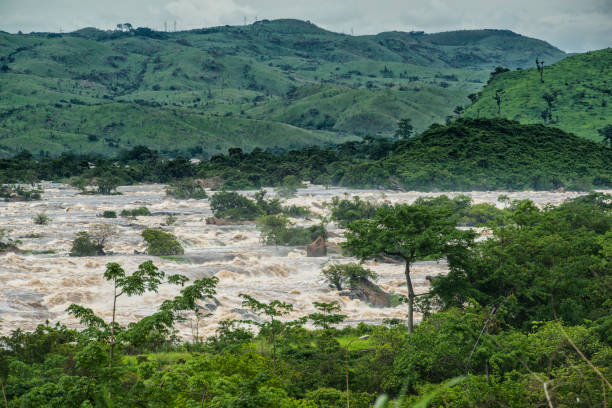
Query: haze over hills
462 48 612 141
0 19 568 157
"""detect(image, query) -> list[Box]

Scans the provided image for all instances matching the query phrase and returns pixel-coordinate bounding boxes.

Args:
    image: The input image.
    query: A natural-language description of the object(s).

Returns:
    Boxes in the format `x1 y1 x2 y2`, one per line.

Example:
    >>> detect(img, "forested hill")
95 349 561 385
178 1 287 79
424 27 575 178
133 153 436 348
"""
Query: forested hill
462 48 612 141
0 19 566 157
340 118 612 190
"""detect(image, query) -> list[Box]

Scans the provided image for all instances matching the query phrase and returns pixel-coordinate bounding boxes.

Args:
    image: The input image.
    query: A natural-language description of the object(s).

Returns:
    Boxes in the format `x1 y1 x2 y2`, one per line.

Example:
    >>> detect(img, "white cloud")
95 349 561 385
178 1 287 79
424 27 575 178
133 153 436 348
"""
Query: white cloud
0 0 610 52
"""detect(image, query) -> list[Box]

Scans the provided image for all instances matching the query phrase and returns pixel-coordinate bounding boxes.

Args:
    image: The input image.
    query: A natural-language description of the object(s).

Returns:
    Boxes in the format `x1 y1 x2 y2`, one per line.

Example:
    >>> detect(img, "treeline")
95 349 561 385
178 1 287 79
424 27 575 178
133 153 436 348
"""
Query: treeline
0 193 610 407
1 119 611 191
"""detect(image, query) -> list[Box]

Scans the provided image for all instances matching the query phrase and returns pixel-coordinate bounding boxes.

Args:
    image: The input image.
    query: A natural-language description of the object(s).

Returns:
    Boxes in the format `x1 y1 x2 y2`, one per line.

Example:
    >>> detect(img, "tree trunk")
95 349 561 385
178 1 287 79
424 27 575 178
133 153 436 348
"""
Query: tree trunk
110 284 117 369
1 381 7 408
404 261 415 334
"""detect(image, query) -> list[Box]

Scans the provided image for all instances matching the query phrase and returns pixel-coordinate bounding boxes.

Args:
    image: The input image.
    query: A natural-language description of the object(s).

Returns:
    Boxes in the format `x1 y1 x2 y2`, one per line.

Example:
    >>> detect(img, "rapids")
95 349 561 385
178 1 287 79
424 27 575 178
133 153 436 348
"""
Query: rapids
0 183 602 339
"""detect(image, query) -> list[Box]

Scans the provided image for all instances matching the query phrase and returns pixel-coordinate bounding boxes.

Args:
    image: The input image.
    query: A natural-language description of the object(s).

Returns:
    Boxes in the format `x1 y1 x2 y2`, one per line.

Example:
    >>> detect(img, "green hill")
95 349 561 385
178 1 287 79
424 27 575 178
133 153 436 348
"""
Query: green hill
462 49 612 141
0 20 567 157
339 118 612 190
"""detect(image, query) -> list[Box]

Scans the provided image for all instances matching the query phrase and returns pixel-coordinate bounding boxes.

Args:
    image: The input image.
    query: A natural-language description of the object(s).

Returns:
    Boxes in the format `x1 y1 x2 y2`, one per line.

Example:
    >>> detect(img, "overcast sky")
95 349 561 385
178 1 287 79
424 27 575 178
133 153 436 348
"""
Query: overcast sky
2 0 611 53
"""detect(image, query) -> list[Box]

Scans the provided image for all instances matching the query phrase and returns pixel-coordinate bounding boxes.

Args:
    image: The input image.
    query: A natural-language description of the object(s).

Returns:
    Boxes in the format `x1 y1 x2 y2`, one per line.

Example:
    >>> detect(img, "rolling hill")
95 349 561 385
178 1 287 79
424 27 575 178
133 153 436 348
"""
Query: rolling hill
0 19 567 157
462 48 612 141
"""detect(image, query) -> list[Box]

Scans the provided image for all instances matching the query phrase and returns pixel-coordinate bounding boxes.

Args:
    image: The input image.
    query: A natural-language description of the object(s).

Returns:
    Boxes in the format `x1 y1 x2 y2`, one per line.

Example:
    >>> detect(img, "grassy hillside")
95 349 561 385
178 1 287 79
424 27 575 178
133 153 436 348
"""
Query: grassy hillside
0 20 567 157
463 49 612 141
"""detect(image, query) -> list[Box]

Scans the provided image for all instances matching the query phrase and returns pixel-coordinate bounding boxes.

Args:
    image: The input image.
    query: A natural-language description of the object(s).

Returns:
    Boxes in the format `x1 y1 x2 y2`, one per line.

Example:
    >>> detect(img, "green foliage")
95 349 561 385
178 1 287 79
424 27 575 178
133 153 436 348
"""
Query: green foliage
321 263 378 291
210 191 263 221
431 193 612 329
257 214 327 246
69 231 104 256
165 179 207 199
277 175 305 198
164 214 177 225
33 212 50 225
0 24 566 157
328 195 382 227
141 229 184 256
463 49 612 141
0 184 42 201
120 206 151 217
101 210 117 218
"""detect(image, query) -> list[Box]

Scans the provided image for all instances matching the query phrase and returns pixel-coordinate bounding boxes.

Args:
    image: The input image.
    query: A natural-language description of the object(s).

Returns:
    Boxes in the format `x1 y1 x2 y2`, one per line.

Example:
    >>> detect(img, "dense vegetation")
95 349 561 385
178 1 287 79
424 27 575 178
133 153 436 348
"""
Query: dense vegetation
1 118 610 191
0 20 567 157
0 193 610 407
463 48 612 141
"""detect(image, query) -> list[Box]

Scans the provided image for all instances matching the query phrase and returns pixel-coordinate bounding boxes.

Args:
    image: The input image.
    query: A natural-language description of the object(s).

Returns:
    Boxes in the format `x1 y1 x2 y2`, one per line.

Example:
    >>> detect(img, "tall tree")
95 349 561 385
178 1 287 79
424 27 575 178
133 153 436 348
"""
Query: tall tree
494 89 504 117
342 204 474 333
598 124 612 148
536 56 545 82
394 118 414 140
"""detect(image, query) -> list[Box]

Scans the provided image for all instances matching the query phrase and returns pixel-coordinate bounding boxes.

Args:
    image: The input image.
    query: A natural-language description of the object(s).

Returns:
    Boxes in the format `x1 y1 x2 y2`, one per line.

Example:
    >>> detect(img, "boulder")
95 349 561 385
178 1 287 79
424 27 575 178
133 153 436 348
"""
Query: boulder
340 279 392 308
307 236 327 257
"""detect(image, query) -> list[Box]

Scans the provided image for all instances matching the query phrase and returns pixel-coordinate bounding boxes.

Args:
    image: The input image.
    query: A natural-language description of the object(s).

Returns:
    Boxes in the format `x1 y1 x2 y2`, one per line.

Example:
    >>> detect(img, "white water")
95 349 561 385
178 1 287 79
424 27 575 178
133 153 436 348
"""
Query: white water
0 183 602 339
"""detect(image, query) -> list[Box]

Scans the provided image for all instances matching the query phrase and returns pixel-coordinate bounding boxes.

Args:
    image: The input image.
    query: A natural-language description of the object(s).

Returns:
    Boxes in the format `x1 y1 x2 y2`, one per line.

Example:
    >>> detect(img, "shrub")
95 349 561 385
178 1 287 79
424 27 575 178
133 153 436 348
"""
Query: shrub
0 228 19 250
0 185 42 201
141 229 184 256
102 210 117 218
282 204 311 217
165 179 207 199
321 263 378 291
70 232 104 256
276 175 305 198
33 213 50 225
327 196 380 227
257 214 326 246
210 191 262 221
165 215 177 225
70 224 117 256
120 207 152 217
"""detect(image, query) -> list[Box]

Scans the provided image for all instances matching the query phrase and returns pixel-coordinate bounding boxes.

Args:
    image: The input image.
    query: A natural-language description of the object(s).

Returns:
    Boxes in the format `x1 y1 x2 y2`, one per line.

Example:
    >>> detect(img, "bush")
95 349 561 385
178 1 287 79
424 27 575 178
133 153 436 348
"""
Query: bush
141 229 184 256
69 224 117 256
282 204 311 217
321 263 378 291
0 185 42 201
165 215 177 225
210 191 262 221
328 196 380 227
257 215 326 246
33 212 50 225
276 175 305 198
70 232 104 256
102 210 117 218
165 179 207 199
121 207 152 217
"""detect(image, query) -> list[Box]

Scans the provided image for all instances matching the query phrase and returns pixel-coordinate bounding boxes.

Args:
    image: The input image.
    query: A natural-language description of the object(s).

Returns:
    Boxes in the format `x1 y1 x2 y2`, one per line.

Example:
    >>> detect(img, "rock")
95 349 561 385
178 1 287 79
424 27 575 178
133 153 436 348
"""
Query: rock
206 217 229 225
340 280 392 308
196 176 223 189
306 236 327 257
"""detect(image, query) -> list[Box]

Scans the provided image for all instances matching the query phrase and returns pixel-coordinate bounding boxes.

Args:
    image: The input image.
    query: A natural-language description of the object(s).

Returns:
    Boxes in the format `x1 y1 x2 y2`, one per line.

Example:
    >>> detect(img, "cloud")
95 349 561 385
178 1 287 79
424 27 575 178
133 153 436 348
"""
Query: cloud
0 0 610 52
165 0 253 27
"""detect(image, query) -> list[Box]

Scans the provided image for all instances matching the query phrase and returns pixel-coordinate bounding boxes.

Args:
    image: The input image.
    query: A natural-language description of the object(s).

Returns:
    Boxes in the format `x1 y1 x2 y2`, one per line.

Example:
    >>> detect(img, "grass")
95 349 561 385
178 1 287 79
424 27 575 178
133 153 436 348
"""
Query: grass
0 20 568 157
158 255 188 263
463 48 612 141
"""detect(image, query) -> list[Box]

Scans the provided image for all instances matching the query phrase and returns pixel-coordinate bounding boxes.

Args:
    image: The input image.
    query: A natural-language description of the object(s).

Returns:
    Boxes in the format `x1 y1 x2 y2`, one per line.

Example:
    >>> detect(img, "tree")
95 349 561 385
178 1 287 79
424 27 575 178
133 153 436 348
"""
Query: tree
342 204 474 333
238 294 299 371
67 261 217 369
598 124 612 148
394 118 414 140
536 56 545 82
141 229 184 255
94 174 120 195
494 89 504 117
277 175 304 198
308 301 347 329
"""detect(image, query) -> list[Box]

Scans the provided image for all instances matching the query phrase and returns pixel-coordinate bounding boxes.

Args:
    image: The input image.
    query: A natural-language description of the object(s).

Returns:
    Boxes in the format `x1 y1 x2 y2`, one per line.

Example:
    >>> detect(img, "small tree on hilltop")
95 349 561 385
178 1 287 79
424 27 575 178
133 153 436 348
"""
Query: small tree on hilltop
342 204 475 333
494 89 504 117
536 56 545 83
394 118 414 140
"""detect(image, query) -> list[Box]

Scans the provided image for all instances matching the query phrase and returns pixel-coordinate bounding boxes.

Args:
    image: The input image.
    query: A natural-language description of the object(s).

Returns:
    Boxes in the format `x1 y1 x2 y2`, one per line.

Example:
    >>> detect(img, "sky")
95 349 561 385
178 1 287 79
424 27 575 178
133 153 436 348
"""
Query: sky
1 0 611 53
